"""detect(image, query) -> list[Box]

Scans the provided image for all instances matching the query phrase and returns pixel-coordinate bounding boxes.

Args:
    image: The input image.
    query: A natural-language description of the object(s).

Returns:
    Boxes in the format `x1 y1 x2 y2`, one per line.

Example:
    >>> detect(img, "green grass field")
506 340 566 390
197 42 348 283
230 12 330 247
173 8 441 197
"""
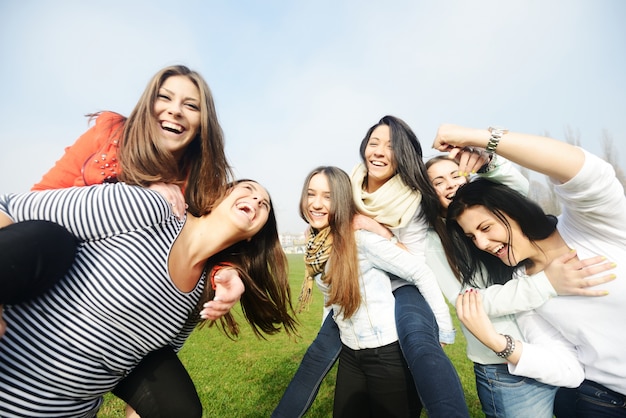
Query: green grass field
98 254 484 417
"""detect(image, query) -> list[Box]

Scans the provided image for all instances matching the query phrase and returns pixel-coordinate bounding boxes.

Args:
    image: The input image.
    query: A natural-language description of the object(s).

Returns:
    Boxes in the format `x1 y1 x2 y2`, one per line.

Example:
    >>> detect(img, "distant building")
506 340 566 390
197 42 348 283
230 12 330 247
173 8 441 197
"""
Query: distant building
280 232 306 254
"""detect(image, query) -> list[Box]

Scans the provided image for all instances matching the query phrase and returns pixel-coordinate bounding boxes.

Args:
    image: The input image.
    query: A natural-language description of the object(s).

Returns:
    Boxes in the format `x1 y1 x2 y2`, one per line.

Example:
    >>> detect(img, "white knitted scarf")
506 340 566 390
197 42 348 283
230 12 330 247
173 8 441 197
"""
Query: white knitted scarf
350 163 421 229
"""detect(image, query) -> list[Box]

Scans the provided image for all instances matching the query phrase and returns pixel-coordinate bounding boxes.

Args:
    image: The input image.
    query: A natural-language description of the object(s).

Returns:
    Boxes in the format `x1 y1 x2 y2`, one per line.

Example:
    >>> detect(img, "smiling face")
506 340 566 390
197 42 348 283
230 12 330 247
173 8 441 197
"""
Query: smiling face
364 124 397 192
456 205 533 267
218 181 271 239
427 158 468 209
153 75 201 160
306 173 332 230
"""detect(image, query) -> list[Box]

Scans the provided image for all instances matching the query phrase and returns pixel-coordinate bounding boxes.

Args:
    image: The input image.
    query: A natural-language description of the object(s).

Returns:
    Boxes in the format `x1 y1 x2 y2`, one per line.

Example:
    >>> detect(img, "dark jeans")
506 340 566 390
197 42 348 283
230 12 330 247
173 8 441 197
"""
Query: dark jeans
394 285 469 417
0 220 77 304
334 342 421 417
113 346 202 418
272 286 469 418
272 311 342 417
555 380 626 417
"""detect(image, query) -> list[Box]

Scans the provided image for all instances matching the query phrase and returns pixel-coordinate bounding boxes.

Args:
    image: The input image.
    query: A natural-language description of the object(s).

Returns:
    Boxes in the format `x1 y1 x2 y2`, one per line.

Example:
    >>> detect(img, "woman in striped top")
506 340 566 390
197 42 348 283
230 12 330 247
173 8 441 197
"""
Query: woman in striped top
4 64 246 417
0 179 296 417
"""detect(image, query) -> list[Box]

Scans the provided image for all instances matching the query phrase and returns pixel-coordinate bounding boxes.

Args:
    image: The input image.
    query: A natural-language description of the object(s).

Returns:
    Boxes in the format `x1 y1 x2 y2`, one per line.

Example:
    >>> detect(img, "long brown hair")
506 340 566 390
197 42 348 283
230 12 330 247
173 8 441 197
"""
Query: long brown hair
299 166 361 318
200 180 298 339
118 65 233 216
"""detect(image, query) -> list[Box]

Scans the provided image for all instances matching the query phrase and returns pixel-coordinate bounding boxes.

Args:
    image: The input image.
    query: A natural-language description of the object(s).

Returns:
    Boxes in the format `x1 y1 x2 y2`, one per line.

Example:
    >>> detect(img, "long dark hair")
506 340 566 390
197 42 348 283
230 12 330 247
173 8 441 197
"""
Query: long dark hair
359 115 440 229
199 180 297 339
446 179 558 287
425 155 465 280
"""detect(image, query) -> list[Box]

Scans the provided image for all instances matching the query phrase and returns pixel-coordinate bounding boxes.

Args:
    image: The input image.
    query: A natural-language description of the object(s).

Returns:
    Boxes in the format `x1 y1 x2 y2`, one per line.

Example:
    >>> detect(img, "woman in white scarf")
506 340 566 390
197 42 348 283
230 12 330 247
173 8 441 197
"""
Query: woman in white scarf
274 116 469 418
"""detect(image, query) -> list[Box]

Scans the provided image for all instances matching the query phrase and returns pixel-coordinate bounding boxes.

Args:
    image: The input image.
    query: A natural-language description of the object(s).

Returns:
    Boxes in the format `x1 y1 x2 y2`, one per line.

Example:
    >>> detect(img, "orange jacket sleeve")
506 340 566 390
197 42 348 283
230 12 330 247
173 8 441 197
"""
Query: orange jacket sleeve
32 112 125 190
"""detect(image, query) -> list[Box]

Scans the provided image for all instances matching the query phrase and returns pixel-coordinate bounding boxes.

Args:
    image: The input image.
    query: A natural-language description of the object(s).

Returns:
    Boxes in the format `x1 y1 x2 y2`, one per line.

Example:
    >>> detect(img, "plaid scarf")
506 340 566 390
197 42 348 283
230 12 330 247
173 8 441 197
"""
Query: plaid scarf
297 226 332 313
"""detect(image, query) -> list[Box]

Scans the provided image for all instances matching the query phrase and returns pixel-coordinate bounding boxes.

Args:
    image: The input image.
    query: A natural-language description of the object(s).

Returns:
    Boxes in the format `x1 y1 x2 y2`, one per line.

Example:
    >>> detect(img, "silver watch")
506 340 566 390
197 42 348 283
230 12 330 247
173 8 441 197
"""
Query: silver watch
486 126 508 155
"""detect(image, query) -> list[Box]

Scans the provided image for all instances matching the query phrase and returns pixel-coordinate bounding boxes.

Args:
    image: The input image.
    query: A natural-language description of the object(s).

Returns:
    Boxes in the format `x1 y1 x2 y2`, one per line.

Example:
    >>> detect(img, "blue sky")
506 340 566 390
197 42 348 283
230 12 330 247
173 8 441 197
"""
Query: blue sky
1 0 624 233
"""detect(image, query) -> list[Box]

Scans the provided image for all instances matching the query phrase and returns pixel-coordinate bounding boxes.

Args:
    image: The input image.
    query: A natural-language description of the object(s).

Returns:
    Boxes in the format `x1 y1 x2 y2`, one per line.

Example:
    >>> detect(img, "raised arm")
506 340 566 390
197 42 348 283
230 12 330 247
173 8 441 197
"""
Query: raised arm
432 125 585 184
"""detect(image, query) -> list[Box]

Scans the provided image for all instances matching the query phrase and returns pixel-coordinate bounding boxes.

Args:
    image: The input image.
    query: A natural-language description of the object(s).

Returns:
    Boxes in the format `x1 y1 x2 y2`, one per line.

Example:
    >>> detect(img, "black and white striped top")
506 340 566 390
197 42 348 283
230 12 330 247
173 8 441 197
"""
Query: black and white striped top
0 183 205 417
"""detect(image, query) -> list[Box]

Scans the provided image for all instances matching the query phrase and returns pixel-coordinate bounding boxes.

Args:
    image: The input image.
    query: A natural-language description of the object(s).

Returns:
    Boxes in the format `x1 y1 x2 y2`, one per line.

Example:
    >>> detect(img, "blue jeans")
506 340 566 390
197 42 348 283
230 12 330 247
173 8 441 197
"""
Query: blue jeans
474 363 557 418
272 312 341 418
273 286 469 418
394 285 469 417
554 381 626 417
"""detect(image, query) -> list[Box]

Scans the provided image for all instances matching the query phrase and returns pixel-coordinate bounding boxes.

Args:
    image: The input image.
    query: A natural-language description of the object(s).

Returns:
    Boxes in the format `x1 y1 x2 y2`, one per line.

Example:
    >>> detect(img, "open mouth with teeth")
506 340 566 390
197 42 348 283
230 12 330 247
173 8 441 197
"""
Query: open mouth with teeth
492 244 507 258
236 202 255 221
369 160 386 168
161 121 185 134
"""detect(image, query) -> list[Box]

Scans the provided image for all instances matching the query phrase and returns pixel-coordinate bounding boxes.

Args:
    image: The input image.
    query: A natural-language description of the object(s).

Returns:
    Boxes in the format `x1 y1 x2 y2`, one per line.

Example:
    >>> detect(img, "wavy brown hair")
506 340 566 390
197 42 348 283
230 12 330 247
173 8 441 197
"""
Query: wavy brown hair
199 180 298 339
117 65 233 216
299 166 361 318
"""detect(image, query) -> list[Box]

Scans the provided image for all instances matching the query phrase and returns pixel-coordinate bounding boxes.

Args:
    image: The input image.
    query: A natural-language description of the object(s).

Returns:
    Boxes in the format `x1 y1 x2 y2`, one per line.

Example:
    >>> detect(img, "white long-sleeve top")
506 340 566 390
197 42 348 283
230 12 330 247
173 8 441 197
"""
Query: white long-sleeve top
511 150 626 394
317 229 453 350
427 155 563 368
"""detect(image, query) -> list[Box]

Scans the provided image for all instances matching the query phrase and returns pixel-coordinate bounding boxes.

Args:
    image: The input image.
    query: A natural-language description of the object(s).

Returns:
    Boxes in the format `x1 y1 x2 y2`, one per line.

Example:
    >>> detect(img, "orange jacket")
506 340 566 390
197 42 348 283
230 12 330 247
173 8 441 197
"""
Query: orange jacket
32 112 125 190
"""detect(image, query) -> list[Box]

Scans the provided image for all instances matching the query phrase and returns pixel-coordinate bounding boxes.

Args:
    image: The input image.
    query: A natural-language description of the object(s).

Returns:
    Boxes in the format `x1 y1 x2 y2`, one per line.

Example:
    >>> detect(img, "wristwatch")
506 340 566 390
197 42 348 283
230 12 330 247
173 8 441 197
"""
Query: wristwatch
486 126 508 155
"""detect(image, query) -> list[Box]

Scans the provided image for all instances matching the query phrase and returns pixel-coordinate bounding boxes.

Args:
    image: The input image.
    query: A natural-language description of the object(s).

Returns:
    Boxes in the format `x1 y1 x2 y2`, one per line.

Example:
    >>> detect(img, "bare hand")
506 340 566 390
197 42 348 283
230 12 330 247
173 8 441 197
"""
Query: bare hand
148 182 186 219
455 147 490 176
200 268 245 320
0 212 13 228
455 289 501 350
544 250 616 296
352 213 395 238
432 124 487 158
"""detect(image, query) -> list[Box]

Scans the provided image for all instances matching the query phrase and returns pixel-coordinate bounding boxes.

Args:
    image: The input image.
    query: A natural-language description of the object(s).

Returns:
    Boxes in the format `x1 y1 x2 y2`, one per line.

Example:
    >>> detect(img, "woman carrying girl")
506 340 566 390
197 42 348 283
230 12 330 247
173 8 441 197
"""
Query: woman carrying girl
274 116 468 417
2 64 245 417
425 150 615 417
297 165 453 416
434 124 626 417
0 178 296 417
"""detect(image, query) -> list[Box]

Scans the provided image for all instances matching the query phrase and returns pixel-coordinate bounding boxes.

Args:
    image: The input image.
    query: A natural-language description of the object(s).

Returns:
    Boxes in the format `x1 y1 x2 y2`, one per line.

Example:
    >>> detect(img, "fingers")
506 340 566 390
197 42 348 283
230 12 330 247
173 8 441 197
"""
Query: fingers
457 147 489 176
169 192 186 219
148 182 187 219
447 147 462 161
200 300 233 320
201 268 245 321
575 255 615 272
572 256 616 296
455 288 480 320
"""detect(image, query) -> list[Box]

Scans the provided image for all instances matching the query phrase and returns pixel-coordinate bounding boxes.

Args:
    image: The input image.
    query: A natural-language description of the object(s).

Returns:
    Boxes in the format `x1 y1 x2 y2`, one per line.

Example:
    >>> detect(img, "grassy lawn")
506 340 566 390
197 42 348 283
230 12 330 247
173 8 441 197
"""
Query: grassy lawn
98 254 484 417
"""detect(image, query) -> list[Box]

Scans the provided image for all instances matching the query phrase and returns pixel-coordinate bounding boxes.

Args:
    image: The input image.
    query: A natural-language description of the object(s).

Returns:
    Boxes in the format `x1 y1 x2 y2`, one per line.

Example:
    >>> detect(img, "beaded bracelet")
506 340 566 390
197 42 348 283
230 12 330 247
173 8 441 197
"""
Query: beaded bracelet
494 334 516 359
209 262 235 290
